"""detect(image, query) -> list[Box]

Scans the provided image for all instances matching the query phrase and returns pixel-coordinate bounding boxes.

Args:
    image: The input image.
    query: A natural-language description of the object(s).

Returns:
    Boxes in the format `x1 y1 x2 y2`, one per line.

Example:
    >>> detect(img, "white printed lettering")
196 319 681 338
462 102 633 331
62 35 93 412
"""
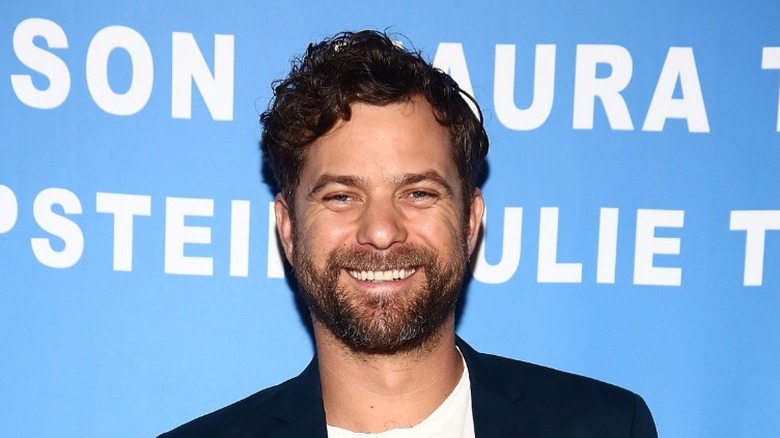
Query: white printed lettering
0 185 19 233
31 188 84 268
164 197 214 276
643 47 709 133
433 42 477 114
494 44 556 131
761 47 780 132
229 200 250 277
171 32 234 121
86 25 153 116
633 209 684 286
11 18 70 109
537 207 583 283
597 207 619 284
730 210 780 286
472 207 523 284
573 44 634 130
95 192 152 272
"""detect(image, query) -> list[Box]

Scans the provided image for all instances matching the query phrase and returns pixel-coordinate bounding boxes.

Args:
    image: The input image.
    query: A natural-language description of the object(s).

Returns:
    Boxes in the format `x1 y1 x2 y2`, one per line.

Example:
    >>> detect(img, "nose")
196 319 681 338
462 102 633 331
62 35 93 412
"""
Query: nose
356 198 408 250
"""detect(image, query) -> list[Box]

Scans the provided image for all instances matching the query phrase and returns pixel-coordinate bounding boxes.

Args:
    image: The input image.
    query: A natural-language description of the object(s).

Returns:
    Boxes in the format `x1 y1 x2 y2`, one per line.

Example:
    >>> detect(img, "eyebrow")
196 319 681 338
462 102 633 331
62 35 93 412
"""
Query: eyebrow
397 171 455 197
309 174 368 196
308 171 455 197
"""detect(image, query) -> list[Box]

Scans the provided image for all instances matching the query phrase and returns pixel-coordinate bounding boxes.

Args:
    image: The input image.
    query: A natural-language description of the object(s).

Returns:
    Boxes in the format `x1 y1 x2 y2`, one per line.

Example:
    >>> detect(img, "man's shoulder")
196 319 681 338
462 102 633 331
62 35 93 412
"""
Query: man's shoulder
157 379 292 438
460 339 657 437
471 347 640 404
158 360 323 438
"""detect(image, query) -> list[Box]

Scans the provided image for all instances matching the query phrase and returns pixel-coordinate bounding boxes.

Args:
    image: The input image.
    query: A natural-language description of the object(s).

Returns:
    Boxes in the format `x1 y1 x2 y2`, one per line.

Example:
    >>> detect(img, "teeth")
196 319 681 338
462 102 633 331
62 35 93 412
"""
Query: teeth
348 268 417 282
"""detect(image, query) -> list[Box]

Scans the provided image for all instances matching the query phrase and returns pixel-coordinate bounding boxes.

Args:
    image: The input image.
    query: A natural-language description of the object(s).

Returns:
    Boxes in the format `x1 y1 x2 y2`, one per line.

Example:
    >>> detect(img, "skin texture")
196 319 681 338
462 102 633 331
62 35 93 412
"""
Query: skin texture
274 97 484 432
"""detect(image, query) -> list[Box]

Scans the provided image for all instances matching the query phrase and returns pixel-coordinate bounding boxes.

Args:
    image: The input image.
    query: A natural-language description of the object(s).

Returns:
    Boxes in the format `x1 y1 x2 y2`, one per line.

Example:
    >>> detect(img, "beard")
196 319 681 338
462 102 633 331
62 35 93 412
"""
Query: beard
292 235 468 355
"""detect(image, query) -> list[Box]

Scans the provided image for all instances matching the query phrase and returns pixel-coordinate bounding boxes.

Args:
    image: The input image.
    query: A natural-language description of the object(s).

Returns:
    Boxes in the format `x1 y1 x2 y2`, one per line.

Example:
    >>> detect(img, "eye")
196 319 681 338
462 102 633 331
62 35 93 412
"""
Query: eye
320 192 358 210
410 190 433 199
325 193 351 203
405 189 439 207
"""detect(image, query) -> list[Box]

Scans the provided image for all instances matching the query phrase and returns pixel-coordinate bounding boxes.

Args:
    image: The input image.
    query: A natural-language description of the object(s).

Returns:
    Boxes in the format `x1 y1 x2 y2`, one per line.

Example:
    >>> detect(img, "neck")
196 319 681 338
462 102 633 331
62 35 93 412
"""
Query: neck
314 316 462 433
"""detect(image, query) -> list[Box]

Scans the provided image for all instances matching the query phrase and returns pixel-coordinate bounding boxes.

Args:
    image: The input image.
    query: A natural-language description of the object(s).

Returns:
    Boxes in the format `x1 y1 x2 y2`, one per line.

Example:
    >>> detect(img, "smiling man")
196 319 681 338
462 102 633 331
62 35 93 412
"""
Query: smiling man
160 30 657 438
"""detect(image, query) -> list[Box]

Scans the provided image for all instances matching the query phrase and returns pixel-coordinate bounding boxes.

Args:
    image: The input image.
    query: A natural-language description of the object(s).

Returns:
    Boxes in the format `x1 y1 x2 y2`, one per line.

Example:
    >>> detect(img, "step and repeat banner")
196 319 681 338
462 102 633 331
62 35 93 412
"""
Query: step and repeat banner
2 1 778 437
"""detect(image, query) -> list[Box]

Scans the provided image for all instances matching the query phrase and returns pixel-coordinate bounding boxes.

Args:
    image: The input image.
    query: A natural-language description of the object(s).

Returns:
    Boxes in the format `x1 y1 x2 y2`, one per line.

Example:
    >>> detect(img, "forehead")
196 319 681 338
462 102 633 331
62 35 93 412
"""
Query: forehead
297 98 459 191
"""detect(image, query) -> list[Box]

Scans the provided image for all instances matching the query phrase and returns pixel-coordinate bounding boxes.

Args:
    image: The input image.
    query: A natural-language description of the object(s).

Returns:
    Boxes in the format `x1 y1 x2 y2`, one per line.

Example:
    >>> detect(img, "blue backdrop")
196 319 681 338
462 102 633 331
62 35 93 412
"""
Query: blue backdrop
2 1 779 436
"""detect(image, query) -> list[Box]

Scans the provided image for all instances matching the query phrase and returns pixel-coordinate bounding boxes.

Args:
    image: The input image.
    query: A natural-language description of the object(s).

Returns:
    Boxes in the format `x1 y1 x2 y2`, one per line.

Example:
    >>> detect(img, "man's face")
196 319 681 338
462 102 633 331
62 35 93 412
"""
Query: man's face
275 97 484 354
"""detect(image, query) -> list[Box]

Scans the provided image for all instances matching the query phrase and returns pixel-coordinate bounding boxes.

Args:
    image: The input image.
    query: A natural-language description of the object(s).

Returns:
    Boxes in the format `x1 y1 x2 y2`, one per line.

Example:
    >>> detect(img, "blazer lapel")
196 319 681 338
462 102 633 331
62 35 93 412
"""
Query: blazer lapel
265 357 329 438
457 338 533 438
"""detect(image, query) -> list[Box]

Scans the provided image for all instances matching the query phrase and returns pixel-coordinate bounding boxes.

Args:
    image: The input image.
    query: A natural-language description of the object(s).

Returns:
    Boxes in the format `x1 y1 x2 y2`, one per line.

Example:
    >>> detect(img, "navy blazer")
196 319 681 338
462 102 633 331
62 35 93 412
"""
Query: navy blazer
160 338 657 437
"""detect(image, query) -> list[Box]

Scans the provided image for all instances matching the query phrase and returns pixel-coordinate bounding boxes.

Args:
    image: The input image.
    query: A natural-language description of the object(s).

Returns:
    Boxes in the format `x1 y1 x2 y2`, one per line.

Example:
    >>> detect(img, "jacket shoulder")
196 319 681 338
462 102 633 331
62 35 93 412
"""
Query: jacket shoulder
158 378 293 438
158 359 324 438
460 340 657 437
481 350 641 405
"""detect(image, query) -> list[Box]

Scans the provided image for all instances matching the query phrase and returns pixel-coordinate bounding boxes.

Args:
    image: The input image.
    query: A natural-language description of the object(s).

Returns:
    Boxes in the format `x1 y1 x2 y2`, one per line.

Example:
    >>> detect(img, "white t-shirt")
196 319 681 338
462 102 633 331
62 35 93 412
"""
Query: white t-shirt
326 353 475 438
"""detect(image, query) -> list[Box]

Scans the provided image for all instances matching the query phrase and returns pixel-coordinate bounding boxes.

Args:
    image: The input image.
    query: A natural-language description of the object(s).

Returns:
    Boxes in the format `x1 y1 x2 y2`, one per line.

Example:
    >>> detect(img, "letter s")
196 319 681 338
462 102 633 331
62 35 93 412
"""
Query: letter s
31 188 84 268
11 18 71 109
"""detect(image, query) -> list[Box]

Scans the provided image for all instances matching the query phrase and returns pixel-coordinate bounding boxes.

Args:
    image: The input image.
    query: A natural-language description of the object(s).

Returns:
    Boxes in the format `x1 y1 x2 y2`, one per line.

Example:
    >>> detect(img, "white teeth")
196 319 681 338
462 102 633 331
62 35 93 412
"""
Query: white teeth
347 268 417 282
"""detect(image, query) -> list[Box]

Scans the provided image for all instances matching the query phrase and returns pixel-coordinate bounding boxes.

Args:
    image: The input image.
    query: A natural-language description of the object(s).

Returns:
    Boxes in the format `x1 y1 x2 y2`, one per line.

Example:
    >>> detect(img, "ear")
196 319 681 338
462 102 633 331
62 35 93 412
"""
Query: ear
466 189 485 256
274 193 294 264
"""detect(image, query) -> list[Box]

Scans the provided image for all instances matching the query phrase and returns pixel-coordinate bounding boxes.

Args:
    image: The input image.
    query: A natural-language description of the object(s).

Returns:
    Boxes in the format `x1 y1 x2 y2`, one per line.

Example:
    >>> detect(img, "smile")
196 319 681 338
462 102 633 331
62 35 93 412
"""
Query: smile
346 268 417 282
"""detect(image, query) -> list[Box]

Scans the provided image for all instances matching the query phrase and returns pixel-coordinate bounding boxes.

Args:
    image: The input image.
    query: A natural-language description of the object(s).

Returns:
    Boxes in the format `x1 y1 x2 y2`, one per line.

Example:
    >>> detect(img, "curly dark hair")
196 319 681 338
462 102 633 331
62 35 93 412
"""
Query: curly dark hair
260 30 489 209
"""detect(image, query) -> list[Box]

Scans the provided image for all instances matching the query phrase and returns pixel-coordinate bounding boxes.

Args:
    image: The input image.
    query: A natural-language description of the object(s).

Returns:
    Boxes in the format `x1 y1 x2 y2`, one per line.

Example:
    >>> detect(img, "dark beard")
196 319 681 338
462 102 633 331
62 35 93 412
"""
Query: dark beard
293 241 467 355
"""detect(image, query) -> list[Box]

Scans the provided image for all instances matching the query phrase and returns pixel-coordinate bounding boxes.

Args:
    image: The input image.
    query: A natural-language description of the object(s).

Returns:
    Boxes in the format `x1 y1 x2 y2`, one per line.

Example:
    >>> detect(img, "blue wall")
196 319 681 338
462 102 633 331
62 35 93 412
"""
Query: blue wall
2 1 779 436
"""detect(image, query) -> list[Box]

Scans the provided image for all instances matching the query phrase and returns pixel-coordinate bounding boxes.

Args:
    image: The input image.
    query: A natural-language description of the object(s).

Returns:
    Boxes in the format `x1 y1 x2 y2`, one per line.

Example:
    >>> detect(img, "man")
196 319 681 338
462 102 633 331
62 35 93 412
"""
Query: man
160 30 657 437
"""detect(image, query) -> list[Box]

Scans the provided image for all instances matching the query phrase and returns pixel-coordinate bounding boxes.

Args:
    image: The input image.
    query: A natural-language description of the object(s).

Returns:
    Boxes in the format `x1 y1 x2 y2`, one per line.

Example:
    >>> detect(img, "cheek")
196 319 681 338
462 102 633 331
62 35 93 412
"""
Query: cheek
298 214 356 260
406 209 463 246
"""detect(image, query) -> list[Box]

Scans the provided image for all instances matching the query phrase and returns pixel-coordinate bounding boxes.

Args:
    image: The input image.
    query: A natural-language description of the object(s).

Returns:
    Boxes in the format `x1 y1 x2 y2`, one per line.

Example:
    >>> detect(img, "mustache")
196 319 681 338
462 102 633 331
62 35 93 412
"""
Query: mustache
326 245 437 271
